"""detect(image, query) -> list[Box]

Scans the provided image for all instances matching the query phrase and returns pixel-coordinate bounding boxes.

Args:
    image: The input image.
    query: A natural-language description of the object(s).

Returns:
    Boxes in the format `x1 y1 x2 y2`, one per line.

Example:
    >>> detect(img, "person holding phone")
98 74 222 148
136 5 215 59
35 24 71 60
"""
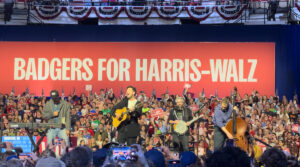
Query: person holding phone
43 90 71 147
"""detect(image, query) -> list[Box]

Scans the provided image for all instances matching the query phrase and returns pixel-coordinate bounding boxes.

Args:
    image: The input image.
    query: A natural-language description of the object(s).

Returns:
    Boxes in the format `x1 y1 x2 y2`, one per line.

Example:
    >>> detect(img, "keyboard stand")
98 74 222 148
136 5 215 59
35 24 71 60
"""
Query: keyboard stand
25 127 49 156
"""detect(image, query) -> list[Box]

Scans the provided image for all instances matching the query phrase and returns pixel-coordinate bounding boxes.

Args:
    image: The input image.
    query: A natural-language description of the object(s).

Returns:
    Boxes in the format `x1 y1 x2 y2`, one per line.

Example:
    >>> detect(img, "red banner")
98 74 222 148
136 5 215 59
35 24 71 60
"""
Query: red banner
0 42 275 97
150 108 165 118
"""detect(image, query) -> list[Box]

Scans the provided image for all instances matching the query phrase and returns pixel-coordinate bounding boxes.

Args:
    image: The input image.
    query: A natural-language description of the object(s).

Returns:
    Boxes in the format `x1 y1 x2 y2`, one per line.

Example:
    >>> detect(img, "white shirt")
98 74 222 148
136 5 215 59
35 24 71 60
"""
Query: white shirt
128 99 137 110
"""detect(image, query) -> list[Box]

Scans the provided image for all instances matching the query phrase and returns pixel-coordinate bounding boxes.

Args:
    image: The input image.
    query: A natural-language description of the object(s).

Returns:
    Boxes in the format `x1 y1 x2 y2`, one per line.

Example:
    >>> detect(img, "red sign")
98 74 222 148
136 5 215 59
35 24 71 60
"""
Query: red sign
189 104 199 112
292 124 299 133
0 42 275 97
150 108 165 118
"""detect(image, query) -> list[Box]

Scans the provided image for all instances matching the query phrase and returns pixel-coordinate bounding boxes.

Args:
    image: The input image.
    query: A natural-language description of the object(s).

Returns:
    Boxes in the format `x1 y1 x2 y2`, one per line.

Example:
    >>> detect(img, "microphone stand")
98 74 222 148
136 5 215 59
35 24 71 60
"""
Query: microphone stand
109 120 113 145
195 103 206 157
0 115 3 154
196 115 199 157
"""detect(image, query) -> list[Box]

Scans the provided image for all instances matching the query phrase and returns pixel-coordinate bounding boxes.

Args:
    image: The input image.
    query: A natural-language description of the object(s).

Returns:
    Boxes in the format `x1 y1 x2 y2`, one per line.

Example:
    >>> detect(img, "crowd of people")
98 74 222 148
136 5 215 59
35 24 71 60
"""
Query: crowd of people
0 87 299 167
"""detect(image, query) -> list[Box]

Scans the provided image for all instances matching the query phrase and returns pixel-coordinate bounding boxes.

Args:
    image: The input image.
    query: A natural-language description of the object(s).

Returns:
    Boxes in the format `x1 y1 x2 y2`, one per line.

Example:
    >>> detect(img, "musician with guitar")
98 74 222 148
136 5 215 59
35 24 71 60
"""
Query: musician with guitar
168 97 193 152
111 86 142 146
212 97 235 151
42 90 71 147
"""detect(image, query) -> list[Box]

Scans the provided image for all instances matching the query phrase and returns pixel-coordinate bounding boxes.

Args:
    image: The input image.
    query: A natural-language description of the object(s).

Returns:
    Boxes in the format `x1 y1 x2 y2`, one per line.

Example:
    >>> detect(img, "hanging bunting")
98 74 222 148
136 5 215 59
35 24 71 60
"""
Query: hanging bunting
155 6 183 19
94 6 123 19
186 6 214 21
216 5 246 20
125 6 153 20
65 6 93 20
33 4 245 21
34 5 64 20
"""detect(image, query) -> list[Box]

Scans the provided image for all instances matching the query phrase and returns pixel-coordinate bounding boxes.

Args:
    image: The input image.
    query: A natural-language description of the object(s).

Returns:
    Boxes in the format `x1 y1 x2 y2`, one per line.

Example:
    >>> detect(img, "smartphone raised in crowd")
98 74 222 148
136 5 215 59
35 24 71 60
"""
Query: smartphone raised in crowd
109 146 139 162
109 146 132 161
19 153 31 160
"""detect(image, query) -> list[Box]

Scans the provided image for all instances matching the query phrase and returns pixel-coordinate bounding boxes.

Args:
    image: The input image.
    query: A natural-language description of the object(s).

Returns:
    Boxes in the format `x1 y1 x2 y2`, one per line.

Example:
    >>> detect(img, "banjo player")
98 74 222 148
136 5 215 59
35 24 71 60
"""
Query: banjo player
168 97 193 153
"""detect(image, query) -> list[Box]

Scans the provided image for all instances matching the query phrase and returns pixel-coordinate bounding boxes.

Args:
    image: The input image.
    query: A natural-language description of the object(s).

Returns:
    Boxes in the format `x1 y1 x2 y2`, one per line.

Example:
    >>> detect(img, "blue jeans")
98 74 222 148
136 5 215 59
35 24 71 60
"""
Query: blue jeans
47 128 69 146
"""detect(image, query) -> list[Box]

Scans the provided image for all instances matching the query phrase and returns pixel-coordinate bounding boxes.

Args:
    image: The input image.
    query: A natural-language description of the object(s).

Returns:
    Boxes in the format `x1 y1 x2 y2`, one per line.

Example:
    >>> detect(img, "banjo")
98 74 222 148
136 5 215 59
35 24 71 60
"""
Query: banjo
173 115 204 135
173 104 206 135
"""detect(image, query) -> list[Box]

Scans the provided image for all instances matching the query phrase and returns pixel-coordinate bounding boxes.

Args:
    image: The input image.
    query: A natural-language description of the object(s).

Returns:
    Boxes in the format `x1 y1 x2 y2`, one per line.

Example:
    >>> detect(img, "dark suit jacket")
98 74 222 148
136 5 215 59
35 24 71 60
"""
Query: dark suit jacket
111 97 142 138
42 99 71 130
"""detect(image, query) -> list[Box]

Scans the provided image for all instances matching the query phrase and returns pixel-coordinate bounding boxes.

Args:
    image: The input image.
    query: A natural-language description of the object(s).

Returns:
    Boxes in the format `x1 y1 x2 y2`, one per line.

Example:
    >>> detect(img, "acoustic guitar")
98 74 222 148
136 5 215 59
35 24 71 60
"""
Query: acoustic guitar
112 102 142 128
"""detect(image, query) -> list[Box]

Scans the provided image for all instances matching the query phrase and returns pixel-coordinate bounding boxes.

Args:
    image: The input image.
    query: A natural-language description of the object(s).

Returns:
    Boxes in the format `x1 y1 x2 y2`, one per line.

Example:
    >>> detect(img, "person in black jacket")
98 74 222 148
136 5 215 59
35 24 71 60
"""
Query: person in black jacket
111 86 142 146
168 97 193 152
